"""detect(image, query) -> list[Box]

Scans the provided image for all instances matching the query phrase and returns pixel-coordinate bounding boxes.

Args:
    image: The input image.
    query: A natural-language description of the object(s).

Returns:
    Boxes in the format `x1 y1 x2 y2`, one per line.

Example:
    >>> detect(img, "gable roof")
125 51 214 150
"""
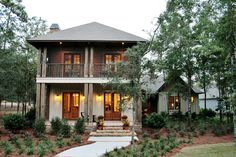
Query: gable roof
142 75 203 94
28 22 146 43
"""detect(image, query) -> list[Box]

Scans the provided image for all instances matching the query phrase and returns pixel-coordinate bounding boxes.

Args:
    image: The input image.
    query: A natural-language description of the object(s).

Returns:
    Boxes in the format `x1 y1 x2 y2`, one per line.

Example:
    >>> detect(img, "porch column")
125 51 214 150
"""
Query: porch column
135 98 142 127
42 47 47 77
36 48 42 119
84 83 89 121
89 47 94 77
88 83 93 122
84 47 89 77
36 84 41 119
40 84 47 119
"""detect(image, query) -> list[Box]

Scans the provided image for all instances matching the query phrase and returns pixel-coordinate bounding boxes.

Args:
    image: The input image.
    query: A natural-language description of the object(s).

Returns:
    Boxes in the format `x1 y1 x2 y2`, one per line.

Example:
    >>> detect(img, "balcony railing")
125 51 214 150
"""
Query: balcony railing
46 63 84 77
45 63 118 78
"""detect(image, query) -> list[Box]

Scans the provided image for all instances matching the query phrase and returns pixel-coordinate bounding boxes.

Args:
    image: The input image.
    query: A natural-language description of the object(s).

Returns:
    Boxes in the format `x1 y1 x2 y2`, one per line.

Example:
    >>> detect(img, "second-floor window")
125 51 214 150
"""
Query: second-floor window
105 54 121 64
64 53 81 77
105 54 121 73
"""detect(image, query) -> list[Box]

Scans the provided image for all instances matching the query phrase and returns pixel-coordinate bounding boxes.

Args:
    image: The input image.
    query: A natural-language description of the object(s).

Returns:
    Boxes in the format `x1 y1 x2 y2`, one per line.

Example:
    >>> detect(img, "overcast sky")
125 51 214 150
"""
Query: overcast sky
22 0 167 39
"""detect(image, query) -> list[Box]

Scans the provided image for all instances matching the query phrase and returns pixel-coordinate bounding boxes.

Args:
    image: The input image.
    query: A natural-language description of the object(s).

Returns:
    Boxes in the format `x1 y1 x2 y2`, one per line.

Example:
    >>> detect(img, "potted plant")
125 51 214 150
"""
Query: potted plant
97 115 104 130
121 115 130 130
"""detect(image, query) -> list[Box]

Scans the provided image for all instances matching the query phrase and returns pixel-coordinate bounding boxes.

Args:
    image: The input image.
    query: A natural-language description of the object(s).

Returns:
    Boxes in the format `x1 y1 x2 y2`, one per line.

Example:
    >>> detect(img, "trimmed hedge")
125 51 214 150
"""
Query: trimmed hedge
3 114 26 132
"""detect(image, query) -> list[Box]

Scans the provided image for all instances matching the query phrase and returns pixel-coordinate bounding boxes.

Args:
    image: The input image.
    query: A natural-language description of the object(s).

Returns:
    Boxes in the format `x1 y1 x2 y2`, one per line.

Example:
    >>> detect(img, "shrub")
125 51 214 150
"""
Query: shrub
26 145 34 155
3 114 26 132
25 108 36 127
144 113 166 129
38 143 46 157
50 117 62 135
60 120 71 138
72 134 81 143
199 109 216 118
74 118 85 134
2 141 12 155
33 118 46 137
191 112 197 120
56 136 64 148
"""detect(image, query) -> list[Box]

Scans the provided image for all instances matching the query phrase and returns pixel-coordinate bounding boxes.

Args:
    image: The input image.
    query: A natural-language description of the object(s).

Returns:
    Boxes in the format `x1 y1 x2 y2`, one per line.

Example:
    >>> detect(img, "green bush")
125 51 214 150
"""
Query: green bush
60 120 71 138
50 117 62 135
25 108 36 127
2 141 12 155
3 114 26 132
72 134 82 143
144 113 166 129
74 118 85 134
199 109 216 118
56 136 64 148
33 118 46 137
38 143 46 157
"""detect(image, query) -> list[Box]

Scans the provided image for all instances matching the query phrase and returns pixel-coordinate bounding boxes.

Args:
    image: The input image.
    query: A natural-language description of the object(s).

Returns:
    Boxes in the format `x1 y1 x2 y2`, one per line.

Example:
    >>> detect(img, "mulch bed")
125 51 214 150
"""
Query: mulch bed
0 128 93 157
140 127 234 157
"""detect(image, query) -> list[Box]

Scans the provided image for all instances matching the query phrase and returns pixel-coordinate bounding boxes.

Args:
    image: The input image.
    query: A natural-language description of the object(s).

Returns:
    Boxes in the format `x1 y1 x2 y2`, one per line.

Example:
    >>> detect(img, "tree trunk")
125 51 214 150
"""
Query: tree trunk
203 70 206 109
234 110 236 146
187 75 192 126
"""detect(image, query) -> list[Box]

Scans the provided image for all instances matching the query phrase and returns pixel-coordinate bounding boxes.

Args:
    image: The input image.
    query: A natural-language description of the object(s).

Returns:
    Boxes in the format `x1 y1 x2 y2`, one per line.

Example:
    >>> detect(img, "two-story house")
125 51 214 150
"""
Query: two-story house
28 22 145 128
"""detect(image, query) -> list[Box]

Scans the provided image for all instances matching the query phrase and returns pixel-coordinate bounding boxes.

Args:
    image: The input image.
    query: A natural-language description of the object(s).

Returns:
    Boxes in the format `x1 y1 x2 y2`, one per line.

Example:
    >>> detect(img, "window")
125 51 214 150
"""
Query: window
169 96 180 110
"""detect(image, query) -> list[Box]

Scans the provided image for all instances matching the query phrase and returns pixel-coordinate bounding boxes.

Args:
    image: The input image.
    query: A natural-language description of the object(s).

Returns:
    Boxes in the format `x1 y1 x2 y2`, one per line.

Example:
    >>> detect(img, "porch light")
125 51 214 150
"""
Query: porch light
191 96 194 103
55 93 61 101
80 95 85 100
122 42 124 45
96 94 102 101
59 42 62 45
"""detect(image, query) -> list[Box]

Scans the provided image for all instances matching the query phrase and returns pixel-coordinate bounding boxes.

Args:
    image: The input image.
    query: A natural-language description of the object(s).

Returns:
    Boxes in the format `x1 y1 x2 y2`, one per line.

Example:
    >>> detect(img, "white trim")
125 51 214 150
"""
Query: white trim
36 77 129 84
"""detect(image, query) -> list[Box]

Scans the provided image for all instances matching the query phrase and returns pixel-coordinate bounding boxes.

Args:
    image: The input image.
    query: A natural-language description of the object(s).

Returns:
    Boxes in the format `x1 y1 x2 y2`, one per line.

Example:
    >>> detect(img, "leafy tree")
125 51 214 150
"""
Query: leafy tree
153 0 202 125
0 0 47 112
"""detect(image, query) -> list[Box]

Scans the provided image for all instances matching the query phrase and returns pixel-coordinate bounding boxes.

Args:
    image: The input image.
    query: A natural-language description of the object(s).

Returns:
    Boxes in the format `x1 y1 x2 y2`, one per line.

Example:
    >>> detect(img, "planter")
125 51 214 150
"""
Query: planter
97 125 103 130
123 126 129 130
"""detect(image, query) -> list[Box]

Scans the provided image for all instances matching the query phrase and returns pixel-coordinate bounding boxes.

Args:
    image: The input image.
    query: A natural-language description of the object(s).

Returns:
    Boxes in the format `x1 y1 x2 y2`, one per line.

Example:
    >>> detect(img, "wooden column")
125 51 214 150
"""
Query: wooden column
40 84 46 119
36 84 41 119
88 83 93 122
36 48 42 119
37 48 42 77
84 83 89 121
42 47 47 77
84 47 89 77
89 47 94 77
135 98 142 125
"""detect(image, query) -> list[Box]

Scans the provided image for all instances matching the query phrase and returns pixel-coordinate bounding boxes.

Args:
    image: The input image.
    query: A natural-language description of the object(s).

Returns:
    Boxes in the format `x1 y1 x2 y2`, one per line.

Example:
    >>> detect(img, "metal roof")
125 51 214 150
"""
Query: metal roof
28 22 146 43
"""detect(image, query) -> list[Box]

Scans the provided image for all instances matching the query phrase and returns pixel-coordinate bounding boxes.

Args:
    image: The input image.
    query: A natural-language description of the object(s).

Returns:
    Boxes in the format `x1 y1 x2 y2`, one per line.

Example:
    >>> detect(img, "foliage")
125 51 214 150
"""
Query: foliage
144 112 167 129
74 118 85 134
55 136 65 148
38 143 46 157
2 141 12 155
72 134 82 143
0 0 47 110
2 114 26 132
199 108 216 118
103 137 181 157
59 120 71 138
33 118 46 137
25 108 36 127
50 117 62 135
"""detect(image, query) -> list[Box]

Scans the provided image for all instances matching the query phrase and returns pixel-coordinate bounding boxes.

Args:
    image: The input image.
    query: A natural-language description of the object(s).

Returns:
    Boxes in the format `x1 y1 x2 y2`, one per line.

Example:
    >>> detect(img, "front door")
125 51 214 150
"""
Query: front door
63 93 80 119
104 93 121 120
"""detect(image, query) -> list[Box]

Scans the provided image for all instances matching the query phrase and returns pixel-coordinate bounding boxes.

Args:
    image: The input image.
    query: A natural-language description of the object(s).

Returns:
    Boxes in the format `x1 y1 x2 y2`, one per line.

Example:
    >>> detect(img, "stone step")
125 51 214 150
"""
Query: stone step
103 126 123 130
96 129 130 133
90 131 136 136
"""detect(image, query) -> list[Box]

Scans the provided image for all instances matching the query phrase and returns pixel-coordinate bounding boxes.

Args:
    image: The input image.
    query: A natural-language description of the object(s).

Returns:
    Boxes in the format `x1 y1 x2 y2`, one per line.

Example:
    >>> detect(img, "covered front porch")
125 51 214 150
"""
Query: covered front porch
37 83 141 129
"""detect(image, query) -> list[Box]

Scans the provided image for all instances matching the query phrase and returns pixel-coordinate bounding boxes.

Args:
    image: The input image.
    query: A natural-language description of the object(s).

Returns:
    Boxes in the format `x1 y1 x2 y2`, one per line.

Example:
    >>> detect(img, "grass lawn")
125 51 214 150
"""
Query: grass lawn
173 143 236 157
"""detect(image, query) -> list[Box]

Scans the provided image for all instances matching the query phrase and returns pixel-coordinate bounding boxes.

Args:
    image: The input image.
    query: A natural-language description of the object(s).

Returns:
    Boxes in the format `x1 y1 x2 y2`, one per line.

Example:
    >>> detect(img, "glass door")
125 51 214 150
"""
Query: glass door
63 92 80 119
104 92 121 120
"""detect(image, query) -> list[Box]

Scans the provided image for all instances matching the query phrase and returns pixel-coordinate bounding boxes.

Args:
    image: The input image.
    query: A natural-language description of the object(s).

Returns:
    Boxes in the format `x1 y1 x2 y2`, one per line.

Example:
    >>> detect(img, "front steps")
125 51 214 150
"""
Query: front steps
89 121 137 137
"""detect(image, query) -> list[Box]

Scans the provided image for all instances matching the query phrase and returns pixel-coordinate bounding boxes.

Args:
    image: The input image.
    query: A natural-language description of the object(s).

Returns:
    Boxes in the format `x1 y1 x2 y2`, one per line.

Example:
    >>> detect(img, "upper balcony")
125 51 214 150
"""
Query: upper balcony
45 63 119 78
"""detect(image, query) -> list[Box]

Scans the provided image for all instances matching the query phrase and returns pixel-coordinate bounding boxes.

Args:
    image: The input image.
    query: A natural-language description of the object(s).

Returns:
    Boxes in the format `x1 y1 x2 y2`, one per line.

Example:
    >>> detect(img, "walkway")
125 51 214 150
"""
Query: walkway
55 136 138 157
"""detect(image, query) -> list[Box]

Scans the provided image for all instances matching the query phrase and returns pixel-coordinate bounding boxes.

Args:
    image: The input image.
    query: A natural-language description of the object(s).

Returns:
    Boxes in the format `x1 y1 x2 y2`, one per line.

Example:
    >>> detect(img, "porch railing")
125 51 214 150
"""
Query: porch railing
46 63 84 77
45 63 118 78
